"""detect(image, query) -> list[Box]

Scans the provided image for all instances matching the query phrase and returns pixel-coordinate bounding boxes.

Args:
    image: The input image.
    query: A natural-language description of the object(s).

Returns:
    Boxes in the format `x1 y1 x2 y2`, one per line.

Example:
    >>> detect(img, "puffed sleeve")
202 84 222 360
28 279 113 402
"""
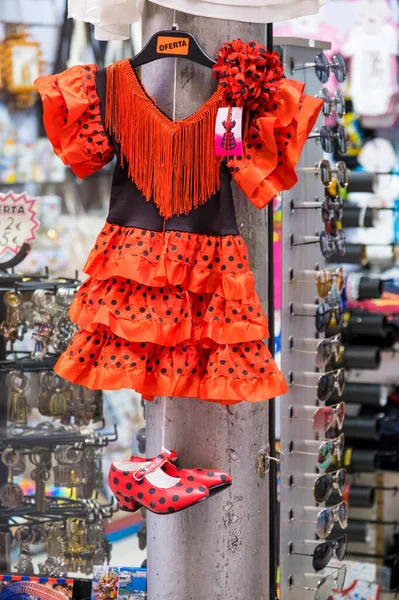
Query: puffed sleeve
212 40 324 210
228 79 324 209
34 64 115 178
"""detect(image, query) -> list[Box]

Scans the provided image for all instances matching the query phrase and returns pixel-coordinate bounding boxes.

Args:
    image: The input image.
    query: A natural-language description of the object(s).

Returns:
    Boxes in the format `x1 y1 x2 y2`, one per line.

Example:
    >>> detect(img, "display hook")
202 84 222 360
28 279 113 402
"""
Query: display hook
256 445 283 477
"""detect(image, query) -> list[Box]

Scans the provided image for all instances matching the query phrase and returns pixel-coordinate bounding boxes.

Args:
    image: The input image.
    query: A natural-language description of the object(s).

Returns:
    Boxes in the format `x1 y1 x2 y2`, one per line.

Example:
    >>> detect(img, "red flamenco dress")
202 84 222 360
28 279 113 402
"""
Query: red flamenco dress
35 40 323 405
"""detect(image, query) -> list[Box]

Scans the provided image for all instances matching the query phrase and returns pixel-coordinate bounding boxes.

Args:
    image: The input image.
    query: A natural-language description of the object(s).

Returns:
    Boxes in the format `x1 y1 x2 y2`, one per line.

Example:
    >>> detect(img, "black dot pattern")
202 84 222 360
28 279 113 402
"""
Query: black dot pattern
224 88 314 209
59 223 287 403
108 465 210 514
74 275 267 346
62 325 278 391
84 225 252 292
53 64 114 175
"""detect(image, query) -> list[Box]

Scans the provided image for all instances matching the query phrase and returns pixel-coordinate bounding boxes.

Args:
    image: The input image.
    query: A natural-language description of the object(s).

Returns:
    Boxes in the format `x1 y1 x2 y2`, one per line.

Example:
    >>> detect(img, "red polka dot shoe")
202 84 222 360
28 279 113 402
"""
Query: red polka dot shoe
129 451 232 496
109 452 210 515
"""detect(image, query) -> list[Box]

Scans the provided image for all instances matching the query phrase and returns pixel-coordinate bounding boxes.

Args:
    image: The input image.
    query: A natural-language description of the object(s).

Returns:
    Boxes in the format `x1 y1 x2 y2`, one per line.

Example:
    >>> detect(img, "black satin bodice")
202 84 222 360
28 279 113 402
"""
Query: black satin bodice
96 68 239 236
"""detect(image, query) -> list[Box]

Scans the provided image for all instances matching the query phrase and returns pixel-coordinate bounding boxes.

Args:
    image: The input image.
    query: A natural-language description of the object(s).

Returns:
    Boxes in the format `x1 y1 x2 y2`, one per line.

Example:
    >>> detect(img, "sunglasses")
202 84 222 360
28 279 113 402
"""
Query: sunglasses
292 267 343 299
321 229 346 259
291 229 346 259
314 469 347 503
290 433 345 470
290 565 347 600
316 52 347 83
291 468 347 504
292 369 345 402
316 501 348 538
309 125 348 154
335 161 348 188
323 198 344 237
324 195 344 211
290 334 341 368
294 52 346 83
319 88 346 118
289 535 348 571
314 536 347 570
291 301 343 332
294 402 346 433
299 159 348 189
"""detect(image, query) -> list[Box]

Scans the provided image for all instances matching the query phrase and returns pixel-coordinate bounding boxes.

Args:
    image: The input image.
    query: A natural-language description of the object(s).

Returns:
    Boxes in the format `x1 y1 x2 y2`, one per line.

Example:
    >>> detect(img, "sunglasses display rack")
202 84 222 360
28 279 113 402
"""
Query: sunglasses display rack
0 270 118 578
276 38 347 599
323 172 399 590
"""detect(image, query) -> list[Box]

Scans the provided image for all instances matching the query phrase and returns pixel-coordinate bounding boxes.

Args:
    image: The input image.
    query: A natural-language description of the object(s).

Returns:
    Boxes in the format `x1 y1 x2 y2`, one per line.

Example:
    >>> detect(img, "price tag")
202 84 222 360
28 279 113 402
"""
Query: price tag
0 191 39 258
215 107 243 157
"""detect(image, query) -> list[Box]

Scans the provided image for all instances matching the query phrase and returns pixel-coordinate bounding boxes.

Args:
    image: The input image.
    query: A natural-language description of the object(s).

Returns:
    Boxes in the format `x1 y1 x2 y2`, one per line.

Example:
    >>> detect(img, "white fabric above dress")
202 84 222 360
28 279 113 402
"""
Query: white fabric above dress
68 0 144 40
149 0 324 23
68 0 325 40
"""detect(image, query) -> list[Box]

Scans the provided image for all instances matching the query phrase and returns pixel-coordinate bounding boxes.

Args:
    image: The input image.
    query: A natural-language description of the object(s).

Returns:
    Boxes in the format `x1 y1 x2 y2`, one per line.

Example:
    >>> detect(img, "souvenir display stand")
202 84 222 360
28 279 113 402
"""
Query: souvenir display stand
0 261 117 592
327 169 399 595
277 38 333 598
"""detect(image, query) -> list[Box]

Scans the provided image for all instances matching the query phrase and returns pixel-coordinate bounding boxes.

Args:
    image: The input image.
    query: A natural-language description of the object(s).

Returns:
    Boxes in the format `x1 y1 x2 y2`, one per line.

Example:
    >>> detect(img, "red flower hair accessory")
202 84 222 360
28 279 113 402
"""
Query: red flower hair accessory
212 39 284 111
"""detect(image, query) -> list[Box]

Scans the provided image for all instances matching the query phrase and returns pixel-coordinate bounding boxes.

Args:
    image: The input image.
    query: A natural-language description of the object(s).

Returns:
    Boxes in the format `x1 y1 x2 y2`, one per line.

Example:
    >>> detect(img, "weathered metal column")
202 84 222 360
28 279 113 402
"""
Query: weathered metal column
143 6 270 600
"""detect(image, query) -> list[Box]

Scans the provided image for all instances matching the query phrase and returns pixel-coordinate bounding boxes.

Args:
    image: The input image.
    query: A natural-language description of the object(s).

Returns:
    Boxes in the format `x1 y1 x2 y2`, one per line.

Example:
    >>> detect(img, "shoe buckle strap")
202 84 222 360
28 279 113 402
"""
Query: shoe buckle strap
133 452 171 481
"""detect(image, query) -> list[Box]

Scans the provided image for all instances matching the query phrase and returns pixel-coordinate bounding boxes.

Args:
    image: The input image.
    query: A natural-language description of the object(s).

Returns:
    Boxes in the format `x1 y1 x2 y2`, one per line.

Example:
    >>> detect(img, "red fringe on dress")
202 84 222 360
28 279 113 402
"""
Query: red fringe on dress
105 59 224 220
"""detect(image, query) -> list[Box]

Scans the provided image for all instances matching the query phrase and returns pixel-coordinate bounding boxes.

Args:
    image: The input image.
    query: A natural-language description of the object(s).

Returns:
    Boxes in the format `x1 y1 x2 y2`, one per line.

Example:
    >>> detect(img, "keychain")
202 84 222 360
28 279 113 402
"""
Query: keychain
0 290 23 343
0 449 25 508
32 290 56 360
14 525 35 575
6 371 30 425
49 378 68 419
52 287 78 353
39 371 67 419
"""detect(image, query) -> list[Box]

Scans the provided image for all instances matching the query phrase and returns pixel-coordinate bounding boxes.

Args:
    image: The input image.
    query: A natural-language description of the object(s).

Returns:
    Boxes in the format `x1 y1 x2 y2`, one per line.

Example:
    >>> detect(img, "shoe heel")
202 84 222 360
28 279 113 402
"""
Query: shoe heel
116 497 142 513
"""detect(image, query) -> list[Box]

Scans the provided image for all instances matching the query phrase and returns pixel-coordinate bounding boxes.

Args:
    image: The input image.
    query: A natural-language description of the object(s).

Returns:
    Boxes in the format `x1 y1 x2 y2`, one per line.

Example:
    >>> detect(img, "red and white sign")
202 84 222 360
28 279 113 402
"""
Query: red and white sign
0 191 39 258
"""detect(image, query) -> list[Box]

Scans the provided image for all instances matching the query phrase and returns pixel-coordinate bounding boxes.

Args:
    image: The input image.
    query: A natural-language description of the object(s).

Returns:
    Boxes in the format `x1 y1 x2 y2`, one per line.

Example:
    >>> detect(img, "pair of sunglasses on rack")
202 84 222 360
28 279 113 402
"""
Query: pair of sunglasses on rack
309 125 348 154
291 300 343 332
293 501 348 539
289 565 347 600
322 197 343 236
291 468 347 504
290 433 345 470
295 195 344 215
289 535 347 571
299 159 348 189
319 88 345 118
291 267 343 299
291 229 346 260
291 402 345 433
290 334 341 368
292 51 347 84
291 369 345 402
291 195 345 237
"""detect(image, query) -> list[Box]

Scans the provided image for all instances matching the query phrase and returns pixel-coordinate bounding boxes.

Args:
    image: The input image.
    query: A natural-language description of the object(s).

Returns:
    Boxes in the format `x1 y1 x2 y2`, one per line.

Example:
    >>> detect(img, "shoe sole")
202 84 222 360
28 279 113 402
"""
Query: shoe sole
118 482 232 516
208 481 232 497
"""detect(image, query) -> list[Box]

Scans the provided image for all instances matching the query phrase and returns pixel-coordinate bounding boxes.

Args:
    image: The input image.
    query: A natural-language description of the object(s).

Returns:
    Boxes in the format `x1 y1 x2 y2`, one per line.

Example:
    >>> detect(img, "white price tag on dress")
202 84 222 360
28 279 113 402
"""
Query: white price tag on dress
0 191 39 258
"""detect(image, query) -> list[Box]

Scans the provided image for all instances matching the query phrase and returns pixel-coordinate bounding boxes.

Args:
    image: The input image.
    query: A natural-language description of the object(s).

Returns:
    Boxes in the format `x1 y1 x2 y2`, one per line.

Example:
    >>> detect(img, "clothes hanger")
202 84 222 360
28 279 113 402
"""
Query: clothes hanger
130 26 216 69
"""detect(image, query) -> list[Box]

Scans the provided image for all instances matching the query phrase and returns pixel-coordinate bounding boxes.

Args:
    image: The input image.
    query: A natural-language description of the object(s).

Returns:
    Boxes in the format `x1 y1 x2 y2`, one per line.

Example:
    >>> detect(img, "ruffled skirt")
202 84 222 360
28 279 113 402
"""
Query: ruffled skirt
55 222 288 404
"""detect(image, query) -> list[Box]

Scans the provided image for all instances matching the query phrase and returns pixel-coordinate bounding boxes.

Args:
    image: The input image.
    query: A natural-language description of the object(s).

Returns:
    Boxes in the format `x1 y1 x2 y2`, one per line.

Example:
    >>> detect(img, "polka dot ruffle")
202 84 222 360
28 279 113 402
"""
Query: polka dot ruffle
34 64 115 178
54 325 288 404
226 78 324 210
71 277 268 346
83 222 256 300
55 222 290 403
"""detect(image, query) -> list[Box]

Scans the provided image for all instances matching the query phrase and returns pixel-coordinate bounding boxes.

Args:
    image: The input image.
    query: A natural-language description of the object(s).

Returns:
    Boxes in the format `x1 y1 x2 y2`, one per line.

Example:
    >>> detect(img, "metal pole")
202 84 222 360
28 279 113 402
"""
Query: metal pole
143 5 270 600
0 293 10 573
265 24 278 600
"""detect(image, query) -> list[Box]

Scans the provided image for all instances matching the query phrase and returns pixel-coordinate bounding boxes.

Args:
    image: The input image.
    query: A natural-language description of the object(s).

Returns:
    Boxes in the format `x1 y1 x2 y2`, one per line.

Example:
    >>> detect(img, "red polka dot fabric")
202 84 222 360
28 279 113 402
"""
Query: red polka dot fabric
55 223 289 404
35 64 115 178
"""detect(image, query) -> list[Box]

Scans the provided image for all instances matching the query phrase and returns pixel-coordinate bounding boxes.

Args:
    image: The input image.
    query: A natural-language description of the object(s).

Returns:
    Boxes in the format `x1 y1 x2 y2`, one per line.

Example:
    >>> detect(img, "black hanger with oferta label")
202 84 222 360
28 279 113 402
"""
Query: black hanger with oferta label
130 28 216 69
